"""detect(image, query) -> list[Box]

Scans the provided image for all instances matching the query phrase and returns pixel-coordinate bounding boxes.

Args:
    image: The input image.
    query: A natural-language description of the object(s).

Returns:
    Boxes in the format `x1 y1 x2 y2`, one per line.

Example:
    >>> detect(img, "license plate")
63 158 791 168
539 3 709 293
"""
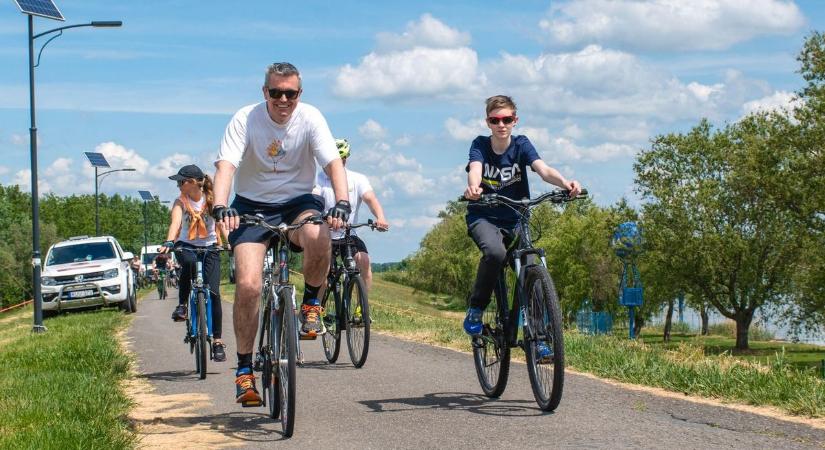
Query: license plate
69 289 95 298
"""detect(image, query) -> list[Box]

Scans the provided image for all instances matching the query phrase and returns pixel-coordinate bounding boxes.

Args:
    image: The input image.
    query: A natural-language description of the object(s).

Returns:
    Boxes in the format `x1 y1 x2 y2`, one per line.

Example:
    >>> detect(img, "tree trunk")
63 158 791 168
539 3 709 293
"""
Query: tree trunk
700 304 709 336
734 311 754 350
633 314 645 339
663 298 674 343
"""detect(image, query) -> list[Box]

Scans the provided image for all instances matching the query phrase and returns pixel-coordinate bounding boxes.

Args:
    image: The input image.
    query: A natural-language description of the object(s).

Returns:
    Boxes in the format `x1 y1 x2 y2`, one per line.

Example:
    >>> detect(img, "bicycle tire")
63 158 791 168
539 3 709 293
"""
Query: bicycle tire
523 265 564 412
196 292 208 380
277 288 297 437
320 279 341 363
345 275 370 368
264 291 279 419
472 280 510 398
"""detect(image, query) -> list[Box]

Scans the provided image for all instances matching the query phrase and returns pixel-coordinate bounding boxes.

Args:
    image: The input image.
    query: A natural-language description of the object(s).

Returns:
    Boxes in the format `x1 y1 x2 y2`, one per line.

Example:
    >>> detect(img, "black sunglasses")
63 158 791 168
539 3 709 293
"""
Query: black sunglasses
268 88 301 100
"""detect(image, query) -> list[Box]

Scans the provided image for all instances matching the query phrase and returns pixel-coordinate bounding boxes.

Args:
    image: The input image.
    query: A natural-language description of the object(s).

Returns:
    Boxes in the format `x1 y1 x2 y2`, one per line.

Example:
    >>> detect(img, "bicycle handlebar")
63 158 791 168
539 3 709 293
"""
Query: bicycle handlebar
459 188 588 207
240 213 325 234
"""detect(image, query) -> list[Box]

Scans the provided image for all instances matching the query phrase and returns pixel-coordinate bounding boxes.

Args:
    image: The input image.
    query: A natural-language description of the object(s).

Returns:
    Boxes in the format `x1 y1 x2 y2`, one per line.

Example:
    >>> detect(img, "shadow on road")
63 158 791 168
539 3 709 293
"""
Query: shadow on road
360 392 544 417
139 370 224 382
132 410 290 442
298 360 358 371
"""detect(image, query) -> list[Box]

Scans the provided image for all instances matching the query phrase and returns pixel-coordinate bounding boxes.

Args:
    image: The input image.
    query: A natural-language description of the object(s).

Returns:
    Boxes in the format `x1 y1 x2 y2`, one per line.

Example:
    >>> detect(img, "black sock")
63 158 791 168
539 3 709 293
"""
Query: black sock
303 283 321 303
237 353 252 369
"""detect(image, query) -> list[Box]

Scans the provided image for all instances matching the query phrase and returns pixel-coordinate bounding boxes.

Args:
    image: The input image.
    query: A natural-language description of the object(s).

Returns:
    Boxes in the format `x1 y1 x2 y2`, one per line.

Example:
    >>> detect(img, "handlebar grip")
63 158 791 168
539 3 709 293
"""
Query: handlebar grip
580 188 589 196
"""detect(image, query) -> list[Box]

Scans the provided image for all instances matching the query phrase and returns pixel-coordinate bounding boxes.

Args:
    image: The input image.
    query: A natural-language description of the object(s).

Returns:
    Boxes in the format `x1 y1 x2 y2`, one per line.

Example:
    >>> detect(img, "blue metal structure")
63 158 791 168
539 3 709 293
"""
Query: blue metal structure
612 221 643 339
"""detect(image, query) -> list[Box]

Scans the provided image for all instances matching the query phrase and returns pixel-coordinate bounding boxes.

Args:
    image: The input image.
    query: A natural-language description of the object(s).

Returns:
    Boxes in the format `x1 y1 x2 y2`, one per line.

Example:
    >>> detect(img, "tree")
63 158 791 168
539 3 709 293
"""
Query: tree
635 115 807 350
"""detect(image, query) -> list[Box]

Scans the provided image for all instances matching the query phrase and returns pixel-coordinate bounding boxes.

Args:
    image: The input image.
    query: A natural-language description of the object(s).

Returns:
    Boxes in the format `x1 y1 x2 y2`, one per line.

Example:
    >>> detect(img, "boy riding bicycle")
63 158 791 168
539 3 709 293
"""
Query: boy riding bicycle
463 95 581 360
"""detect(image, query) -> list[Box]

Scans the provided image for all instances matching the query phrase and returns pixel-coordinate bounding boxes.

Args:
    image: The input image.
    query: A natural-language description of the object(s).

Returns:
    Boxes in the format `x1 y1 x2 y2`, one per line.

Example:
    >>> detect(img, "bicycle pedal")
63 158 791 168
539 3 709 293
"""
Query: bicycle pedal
240 400 263 408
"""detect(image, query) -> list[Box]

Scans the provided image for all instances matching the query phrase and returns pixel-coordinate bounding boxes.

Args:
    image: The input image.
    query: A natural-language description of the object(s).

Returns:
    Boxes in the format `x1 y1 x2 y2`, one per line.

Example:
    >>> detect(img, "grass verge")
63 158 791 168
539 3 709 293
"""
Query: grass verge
0 305 134 449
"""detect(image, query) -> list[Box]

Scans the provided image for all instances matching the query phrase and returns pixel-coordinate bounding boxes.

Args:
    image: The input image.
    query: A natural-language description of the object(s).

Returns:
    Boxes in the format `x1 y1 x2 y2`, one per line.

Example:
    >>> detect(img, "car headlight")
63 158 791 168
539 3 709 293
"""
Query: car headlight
41 276 57 286
103 268 119 279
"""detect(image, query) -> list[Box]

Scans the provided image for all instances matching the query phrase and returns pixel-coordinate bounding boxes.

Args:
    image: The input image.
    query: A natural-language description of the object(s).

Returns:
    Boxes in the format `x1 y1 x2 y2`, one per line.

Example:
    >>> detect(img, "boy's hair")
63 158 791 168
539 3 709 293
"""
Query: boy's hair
485 95 517 116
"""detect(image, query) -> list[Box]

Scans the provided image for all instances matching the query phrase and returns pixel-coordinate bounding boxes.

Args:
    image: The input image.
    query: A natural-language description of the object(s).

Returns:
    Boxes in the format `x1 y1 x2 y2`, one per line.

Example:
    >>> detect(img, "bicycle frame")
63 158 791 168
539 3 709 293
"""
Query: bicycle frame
493 209 549 349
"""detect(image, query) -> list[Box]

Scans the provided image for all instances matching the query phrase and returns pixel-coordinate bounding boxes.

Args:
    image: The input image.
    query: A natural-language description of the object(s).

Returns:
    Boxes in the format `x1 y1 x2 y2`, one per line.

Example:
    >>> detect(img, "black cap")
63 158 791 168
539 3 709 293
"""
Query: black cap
169 164 205 181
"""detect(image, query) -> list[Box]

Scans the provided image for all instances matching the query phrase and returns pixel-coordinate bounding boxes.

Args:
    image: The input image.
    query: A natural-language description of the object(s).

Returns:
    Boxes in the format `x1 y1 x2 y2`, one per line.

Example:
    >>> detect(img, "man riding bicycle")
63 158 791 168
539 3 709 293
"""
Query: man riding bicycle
463 95 580 361
314 138 389 291
213 62 350 407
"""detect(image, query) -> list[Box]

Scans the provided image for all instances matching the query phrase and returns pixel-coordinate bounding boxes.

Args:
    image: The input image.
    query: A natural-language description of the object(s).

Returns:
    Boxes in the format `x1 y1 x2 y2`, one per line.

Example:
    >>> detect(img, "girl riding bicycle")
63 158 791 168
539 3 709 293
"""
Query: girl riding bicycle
160 164 227 362
463 95 581 358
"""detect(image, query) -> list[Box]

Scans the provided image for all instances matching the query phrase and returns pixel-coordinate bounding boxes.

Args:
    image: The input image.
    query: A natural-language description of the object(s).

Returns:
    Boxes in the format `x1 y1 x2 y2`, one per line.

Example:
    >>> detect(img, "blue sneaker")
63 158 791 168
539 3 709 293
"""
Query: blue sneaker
463 307 483 336
535 342 553 363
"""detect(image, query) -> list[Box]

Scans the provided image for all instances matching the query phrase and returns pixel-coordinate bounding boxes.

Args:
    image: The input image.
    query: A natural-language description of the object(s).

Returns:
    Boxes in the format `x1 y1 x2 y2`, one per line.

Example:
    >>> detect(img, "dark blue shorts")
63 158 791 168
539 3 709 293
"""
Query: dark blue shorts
228 194 324 251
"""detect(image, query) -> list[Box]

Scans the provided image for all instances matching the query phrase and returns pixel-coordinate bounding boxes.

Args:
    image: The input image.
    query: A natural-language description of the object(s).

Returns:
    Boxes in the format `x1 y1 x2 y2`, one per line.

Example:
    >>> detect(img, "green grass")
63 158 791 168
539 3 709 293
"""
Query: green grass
636 331 825 372
0 305 135 449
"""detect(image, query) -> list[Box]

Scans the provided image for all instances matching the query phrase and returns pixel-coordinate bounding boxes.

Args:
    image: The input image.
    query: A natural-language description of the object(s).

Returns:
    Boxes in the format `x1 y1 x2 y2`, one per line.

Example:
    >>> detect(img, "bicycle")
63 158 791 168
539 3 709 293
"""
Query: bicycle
176 246 223 380
156 269 168 299
320 220 380 368
243 213 325 438
461 188 587 412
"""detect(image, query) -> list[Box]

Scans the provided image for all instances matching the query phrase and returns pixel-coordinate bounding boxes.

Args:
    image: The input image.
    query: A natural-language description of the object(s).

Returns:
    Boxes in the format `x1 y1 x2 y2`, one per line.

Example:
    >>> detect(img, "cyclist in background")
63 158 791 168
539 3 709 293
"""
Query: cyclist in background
152 252 169 281
463 95 580 360
314 138 389 291
160 164 226 363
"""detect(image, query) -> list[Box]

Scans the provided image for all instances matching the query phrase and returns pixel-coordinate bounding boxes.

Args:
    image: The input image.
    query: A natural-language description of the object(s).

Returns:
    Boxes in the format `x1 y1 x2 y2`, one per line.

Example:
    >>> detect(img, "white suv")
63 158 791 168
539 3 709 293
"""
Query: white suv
41 235 137 316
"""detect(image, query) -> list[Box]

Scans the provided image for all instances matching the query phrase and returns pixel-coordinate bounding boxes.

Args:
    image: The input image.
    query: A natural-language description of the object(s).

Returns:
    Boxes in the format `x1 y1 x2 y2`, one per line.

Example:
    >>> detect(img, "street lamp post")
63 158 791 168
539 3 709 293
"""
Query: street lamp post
95 167 135 236
22 12 122 333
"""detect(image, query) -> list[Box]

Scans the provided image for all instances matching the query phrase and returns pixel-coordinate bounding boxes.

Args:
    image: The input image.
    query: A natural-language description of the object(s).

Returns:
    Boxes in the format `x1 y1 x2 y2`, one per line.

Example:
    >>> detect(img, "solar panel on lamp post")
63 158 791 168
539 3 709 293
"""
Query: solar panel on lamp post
85 152 135 236
14 0 122 332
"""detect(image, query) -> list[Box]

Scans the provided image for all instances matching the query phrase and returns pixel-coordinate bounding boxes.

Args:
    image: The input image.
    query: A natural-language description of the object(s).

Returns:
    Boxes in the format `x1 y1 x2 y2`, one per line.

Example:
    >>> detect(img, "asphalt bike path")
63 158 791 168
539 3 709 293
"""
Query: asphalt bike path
128 286 825 449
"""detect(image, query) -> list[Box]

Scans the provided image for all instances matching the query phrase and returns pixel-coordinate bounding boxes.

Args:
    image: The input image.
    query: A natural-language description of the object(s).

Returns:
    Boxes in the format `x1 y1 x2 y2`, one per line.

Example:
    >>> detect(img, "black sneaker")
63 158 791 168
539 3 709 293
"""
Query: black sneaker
171 304 187 322
212 341 226 362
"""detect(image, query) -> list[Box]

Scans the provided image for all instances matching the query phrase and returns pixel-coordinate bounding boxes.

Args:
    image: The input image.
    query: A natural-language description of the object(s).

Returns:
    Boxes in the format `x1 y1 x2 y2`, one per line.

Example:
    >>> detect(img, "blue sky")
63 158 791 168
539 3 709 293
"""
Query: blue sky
0 0 821 262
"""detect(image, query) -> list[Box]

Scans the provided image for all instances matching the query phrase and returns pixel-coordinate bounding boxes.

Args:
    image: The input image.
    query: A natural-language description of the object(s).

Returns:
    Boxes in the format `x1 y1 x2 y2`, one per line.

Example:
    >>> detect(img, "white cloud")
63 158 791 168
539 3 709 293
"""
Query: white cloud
376 13 471 52
13 169 50 193
333 15 483 99
394 134 412 146
10 134 26 146
540 0 805 51
741 90 802 116
358 119 388 141
445 117 487 141
484 46 769 121
0 166 9 176
334 47 482 99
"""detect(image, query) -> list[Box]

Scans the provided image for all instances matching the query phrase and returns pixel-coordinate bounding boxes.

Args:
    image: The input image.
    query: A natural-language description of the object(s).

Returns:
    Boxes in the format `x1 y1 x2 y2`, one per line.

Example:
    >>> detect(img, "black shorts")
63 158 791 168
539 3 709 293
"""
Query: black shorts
332 235 368 256
228 193 324 251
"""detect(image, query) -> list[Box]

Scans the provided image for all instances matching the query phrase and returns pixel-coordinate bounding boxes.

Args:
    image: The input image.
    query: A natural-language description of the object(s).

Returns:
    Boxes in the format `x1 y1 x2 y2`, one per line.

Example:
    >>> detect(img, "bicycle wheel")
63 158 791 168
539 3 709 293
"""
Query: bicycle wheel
320 279 341 363
345 275 370 368
472 281 510 398
276 288 297 437
196 292 208 380
523 265 564 412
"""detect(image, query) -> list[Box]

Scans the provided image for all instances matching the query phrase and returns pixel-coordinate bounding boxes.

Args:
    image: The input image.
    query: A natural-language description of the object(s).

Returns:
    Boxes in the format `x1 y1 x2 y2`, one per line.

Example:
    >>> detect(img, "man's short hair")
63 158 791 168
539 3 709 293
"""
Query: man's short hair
264 62 302 89
485 95 517 116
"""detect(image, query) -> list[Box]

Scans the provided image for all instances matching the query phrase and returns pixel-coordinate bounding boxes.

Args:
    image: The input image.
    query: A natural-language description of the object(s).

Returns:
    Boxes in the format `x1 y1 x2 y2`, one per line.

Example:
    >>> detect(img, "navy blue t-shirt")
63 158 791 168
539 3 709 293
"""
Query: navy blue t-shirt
466 135 540 228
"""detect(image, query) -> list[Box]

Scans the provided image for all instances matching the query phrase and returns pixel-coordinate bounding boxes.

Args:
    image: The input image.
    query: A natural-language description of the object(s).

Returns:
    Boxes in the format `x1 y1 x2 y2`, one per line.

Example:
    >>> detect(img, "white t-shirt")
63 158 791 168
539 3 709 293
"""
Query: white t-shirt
313 168 373 239
217 102 339 203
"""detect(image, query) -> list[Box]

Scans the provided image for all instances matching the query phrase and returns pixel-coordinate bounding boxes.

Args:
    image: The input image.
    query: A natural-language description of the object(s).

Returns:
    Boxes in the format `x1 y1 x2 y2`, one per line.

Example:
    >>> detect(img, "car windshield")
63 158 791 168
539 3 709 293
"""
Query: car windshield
47 242 117 265
142 253 158 265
